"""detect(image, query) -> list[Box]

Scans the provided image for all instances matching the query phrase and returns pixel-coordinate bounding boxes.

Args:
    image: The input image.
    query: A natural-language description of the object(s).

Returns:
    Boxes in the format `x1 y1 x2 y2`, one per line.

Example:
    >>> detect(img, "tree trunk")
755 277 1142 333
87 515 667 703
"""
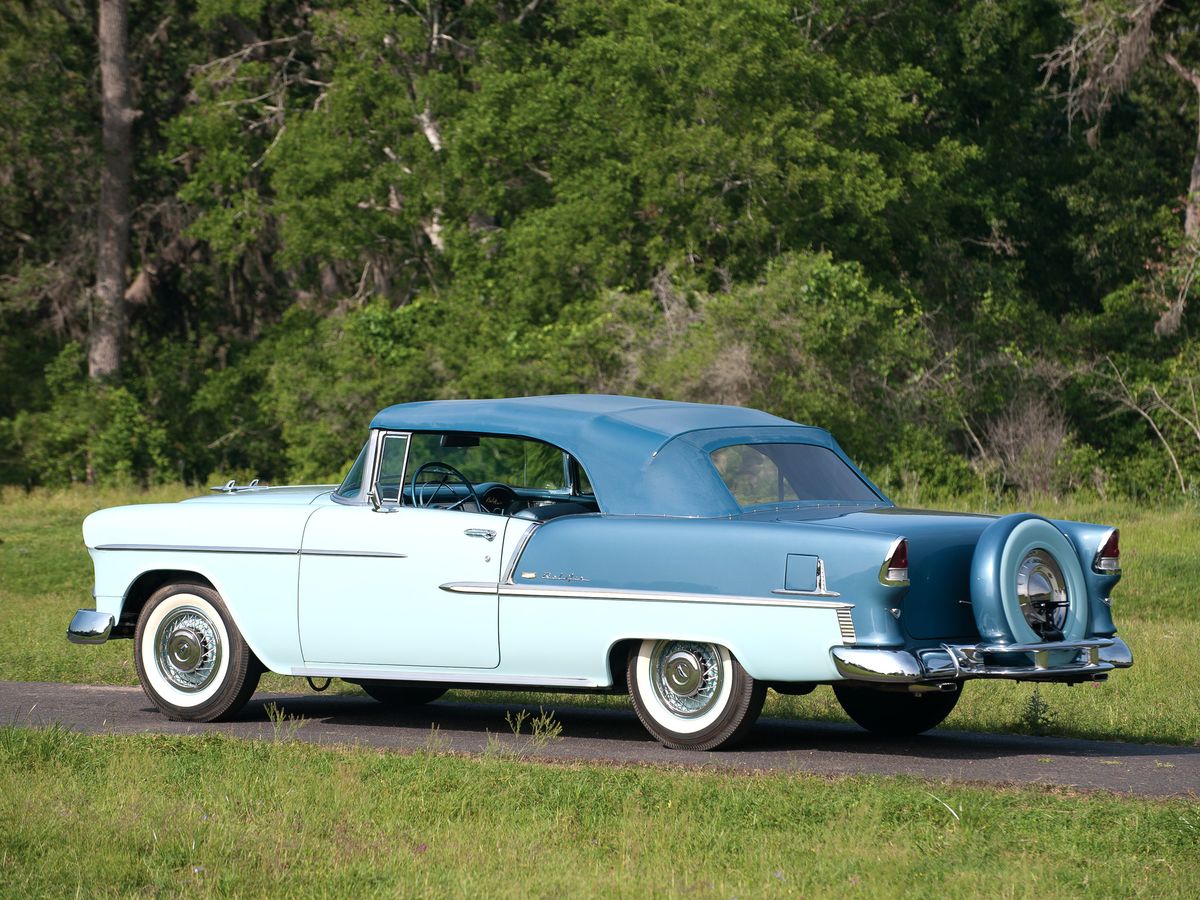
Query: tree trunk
1164 53 1200 240
91 0 135 381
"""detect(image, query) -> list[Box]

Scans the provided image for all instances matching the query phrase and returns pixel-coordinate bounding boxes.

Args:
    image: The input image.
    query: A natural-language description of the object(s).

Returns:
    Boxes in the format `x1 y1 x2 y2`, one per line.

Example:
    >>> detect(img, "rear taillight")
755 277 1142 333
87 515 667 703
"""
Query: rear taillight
880 538 909 586
1094 529 1120 574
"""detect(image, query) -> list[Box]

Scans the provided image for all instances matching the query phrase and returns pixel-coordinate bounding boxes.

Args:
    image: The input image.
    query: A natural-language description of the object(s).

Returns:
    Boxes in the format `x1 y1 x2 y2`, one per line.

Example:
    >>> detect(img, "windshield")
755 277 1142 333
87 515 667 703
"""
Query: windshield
710 443 878 508
335 441 369 499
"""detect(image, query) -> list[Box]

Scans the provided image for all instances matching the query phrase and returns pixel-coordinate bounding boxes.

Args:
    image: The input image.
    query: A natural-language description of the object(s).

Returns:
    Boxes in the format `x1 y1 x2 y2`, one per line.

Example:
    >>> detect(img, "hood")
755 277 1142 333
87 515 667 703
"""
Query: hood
181 484 337 506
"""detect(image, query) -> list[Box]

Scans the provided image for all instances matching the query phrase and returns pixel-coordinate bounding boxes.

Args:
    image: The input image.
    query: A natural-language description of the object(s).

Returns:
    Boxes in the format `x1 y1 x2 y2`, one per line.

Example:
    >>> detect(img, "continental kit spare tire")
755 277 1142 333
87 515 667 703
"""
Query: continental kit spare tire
969 513 1088 646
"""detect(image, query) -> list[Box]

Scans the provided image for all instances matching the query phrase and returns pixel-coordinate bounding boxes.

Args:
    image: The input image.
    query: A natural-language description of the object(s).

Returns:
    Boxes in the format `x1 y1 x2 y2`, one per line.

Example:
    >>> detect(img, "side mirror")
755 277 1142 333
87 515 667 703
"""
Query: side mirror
368 485 382 512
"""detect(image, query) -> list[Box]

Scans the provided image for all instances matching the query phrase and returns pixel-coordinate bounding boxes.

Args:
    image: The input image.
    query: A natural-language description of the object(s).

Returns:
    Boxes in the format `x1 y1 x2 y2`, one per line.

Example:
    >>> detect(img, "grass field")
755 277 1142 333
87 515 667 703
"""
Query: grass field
2 724 1198 897
1 485 1196 745
2 486 1198 896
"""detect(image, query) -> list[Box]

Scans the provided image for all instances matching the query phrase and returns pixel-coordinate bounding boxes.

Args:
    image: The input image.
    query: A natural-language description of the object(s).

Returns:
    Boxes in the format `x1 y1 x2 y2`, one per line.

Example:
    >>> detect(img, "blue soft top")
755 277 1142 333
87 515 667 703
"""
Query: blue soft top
371 394 879 517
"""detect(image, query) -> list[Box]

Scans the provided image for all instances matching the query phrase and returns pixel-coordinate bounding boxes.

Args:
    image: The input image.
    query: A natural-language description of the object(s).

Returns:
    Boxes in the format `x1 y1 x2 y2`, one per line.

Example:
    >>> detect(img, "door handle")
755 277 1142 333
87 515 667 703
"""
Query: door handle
464 528 497 542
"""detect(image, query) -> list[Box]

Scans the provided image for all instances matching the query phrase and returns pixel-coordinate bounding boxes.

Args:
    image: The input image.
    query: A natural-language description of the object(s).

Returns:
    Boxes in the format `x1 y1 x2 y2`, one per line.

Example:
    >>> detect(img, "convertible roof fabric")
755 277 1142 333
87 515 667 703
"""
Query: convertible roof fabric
371 394 875 516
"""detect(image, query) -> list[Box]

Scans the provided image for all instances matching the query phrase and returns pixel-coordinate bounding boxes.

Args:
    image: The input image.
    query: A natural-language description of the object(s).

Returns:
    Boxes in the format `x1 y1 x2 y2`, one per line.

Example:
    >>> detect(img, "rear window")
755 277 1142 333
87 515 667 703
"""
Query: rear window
710 443 878 507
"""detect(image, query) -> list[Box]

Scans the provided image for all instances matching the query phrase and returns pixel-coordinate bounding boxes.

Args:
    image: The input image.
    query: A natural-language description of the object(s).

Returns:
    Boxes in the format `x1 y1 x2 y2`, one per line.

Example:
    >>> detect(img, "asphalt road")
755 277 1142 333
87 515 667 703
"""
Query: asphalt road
2 680 1196 798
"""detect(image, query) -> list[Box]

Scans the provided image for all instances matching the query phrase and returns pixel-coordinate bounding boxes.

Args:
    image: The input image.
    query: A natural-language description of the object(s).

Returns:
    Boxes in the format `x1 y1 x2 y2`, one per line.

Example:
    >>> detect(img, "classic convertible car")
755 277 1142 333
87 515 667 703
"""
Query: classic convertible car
68 395 1132 750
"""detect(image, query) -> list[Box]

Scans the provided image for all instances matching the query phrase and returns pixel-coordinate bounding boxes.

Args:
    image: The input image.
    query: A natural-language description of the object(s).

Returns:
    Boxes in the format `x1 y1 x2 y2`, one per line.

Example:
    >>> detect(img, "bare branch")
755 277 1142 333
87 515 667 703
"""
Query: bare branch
1040 0 1163 145
1099 356 1186 491
516 0 545 26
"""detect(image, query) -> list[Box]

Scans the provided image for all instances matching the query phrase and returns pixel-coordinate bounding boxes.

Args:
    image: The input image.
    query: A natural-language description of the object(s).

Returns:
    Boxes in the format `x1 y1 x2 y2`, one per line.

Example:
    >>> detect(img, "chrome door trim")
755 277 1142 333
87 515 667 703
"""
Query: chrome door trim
501 522 541 584
300 549 409 559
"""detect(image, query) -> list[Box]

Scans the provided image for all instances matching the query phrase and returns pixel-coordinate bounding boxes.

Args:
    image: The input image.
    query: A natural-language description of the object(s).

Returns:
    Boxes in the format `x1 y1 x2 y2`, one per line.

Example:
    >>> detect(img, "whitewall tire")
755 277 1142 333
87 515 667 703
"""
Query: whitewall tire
134 583 261 722
627 638 765 750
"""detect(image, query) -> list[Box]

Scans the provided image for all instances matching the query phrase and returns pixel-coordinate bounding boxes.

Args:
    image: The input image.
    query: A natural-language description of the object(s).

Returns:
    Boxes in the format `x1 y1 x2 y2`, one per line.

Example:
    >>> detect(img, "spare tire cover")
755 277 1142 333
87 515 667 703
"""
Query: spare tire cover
970 514 1088 645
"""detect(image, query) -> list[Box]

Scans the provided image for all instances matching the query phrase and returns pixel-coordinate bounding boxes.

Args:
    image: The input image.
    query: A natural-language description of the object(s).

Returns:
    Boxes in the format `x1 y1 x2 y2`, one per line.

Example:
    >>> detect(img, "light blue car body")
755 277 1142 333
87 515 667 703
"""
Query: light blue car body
74 395 1132 691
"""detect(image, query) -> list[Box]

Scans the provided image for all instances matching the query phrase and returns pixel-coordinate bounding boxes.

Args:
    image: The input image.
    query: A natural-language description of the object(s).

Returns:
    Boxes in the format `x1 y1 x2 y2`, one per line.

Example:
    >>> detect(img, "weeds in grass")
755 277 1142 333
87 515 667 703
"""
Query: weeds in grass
263 702 308 743
508 707 563 749
1019 685 1056 735
424 723 450 754
487 707 564 757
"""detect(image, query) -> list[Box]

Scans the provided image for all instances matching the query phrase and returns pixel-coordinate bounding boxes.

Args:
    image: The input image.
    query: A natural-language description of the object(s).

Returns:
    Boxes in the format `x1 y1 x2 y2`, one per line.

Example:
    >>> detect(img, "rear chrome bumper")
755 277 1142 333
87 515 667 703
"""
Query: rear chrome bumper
67 609 115 645
831 636 1133 684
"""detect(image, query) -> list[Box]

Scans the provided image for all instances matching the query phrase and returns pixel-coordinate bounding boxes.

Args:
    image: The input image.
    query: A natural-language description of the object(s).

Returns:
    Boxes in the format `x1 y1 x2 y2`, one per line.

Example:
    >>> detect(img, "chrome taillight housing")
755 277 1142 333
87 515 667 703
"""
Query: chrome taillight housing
879 538 909 586
1093 529 1120 574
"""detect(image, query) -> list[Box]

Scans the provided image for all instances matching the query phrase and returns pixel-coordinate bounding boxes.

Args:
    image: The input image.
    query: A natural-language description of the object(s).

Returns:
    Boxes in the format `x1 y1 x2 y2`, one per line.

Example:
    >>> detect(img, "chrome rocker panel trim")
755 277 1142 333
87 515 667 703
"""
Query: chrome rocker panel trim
67 609 116 645
831 636 1134 684
292 666 601 689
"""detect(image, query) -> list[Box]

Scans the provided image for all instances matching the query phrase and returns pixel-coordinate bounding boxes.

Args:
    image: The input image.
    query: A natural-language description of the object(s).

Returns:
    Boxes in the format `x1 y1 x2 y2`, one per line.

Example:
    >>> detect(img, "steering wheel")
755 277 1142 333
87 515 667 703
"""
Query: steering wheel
410 461 482 511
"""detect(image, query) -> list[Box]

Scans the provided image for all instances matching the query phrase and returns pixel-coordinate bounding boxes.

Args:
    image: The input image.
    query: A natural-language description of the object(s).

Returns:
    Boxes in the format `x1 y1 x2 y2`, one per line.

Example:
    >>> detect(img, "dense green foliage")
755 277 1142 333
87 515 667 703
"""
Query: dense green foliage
4 1 1200 494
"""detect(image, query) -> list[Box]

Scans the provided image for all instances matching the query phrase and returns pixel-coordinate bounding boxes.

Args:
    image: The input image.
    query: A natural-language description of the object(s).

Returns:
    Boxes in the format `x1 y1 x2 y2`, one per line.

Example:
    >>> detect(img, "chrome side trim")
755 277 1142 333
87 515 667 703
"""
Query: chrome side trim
94 544 297 555
300 549 408 559
67 609 115 645
771 588 841 598
442 581 852 610
92 544 407 559
501 522 541 584
291 666 600 688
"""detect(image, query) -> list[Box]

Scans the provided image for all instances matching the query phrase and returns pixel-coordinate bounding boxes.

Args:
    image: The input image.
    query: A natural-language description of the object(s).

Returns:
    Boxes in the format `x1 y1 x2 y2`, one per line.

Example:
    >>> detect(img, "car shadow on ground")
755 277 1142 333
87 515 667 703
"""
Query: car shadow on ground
232 692 1200 764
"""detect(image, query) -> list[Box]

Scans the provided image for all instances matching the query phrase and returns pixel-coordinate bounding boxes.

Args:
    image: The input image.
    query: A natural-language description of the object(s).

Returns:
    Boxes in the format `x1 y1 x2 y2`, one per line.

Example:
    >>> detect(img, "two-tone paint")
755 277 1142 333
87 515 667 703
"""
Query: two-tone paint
71 394 1133 695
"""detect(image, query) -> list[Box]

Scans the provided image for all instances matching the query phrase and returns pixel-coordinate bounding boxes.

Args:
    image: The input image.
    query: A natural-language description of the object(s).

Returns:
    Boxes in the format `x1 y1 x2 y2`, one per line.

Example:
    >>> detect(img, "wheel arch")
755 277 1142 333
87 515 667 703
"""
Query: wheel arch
605 638 640 692
115 569 216 637
116 568 283 674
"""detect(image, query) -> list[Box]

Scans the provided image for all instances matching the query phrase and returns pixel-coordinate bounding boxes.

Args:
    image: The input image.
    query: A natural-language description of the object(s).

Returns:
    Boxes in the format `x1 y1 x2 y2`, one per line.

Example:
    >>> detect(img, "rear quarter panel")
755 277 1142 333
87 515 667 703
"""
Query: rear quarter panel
504 515 907 682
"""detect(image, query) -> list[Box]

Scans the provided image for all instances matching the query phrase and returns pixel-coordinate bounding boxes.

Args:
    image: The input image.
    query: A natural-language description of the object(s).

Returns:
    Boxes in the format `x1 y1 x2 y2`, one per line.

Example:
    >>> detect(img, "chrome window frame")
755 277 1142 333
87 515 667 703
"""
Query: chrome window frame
331 429 414 507
373 430 413 506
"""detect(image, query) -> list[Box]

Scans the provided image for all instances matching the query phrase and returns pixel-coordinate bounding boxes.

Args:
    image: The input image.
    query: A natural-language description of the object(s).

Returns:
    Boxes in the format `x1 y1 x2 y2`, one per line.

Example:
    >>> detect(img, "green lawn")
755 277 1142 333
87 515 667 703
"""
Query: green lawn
2 725 1198 898
0 486 1197 745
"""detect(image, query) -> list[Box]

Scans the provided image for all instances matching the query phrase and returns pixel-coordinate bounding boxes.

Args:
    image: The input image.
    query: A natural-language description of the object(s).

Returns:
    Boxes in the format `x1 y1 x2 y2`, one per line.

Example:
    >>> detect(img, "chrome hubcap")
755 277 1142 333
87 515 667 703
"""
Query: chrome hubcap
651 641 723 717
155 607 221 692
664 650 703 696
1017 550 1069 640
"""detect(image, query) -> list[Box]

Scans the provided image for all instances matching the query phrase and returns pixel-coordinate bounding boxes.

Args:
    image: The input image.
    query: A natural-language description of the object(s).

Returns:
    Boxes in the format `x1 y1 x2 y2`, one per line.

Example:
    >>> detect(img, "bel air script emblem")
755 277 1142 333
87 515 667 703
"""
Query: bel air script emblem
538 572 589 583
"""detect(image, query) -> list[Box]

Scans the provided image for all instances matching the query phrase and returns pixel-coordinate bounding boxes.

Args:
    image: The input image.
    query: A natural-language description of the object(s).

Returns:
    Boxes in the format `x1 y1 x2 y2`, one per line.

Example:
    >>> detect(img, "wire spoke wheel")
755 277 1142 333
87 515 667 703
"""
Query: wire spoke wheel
135 583 261 722
629 638 764 751
154 607 223 692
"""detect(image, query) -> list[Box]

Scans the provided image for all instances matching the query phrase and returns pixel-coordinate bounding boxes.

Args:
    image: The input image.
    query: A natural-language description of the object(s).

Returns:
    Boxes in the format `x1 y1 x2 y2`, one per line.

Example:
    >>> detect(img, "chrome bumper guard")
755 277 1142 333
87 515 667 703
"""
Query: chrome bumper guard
67 609 115 645
831 636 1133 684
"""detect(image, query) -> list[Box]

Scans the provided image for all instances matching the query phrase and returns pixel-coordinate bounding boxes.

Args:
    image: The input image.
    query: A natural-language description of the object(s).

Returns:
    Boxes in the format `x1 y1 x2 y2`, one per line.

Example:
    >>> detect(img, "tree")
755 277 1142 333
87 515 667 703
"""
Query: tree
92 0 136 380
1043 0 1200 332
